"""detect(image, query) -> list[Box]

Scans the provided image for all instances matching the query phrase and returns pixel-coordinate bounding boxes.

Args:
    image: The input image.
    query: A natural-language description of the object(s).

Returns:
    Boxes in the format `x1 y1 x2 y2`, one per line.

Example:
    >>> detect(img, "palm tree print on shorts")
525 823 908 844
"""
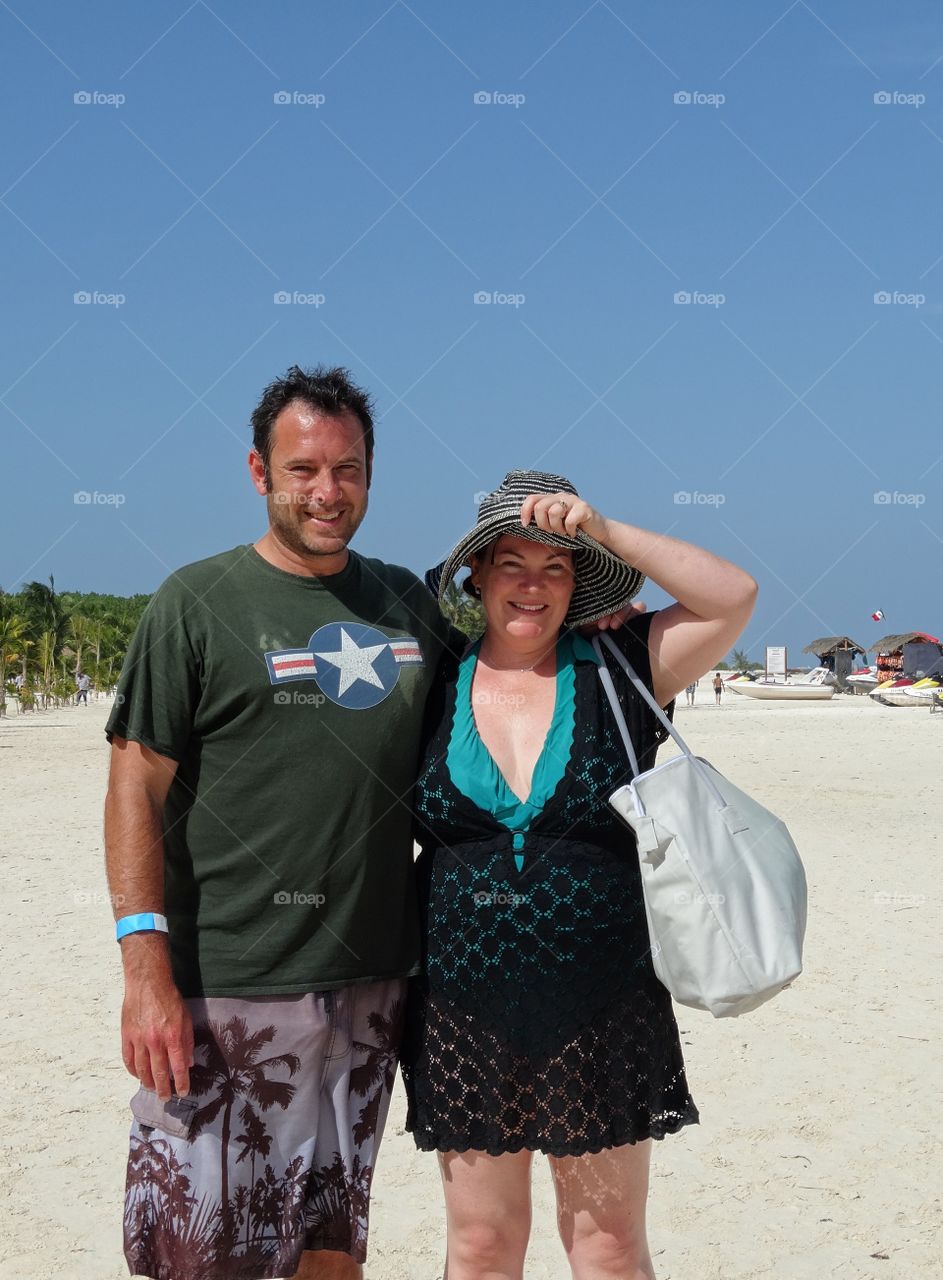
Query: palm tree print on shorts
188 1015 300 1250
351 996 404 1145
124 1014 304 1277
123 983 404 1277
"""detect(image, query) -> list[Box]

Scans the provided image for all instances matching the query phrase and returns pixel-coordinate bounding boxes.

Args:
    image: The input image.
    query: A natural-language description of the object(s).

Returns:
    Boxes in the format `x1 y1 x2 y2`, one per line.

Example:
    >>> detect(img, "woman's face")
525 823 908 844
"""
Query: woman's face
470 534 576 645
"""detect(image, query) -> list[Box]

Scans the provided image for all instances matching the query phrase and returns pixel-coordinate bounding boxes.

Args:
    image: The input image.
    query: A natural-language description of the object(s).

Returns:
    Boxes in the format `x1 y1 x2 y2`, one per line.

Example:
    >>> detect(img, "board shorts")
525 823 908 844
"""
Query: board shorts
123 977 405 1279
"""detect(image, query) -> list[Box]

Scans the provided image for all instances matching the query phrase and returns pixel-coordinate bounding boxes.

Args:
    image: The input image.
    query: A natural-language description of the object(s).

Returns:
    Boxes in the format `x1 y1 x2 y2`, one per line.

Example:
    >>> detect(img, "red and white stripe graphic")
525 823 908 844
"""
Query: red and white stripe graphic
389 638 423 664
270 651 317 680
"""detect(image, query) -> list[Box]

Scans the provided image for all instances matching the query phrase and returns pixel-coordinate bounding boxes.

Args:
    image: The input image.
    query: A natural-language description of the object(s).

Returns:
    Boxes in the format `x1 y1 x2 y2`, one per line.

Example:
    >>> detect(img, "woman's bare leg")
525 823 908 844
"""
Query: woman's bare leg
549 1139 656 1280
438 1148 533 1280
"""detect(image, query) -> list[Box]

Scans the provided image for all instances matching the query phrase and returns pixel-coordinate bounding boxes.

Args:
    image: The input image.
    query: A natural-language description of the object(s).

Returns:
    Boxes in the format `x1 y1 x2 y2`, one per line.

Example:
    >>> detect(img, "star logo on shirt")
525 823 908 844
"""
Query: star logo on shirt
314 627 388 697
264 622 425 709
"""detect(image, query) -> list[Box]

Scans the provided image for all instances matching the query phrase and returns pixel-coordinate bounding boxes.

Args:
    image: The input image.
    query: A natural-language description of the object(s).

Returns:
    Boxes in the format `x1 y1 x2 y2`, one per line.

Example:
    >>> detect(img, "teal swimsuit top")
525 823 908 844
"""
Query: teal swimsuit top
446 631 601 870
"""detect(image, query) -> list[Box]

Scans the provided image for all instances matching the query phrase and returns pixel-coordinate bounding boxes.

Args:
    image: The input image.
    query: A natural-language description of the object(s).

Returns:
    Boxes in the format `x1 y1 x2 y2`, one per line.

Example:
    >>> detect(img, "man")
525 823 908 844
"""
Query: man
76 671 91 704
104 366 459 1280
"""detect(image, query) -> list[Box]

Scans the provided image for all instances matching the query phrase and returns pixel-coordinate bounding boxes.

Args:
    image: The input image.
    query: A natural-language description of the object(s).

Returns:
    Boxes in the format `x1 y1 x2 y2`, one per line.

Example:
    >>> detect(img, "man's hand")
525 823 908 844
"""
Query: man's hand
106 738 189 1099
121 935 194 1100
579 600 647 634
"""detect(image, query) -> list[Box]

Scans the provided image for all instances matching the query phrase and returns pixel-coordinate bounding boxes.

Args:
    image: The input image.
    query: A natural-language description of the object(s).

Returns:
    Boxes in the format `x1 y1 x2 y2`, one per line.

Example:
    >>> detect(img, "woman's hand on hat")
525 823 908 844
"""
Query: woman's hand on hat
520 492 608 542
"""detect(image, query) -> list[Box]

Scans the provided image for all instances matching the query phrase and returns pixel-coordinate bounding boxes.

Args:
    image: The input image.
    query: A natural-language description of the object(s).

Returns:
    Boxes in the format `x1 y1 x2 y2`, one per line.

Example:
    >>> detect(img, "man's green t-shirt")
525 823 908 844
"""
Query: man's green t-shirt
106 545 456 997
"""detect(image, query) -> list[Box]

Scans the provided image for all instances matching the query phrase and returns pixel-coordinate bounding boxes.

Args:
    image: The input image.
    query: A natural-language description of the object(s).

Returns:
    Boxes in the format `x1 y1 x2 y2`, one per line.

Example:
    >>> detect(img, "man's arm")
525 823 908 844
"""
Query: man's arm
105 737 193 1101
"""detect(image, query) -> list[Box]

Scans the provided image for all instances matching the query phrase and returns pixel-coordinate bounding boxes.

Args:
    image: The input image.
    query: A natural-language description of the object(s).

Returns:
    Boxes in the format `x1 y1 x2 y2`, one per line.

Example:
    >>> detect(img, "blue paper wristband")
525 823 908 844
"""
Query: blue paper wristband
115 912 169 942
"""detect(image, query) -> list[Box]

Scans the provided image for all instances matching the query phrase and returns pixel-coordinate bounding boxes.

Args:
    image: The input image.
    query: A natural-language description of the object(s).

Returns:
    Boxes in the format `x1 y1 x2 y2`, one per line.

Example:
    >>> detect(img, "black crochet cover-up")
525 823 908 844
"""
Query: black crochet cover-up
400 610 700 1158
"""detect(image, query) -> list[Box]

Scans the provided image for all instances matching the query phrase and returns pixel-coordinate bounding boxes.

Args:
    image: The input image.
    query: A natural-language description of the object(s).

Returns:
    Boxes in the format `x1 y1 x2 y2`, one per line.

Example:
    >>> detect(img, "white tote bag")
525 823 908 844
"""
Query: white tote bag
593 634 808 1018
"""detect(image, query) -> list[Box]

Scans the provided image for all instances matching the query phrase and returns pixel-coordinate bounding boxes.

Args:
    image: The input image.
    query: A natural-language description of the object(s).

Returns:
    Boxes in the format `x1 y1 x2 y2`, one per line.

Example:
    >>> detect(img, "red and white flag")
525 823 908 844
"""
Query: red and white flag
871 609 885 621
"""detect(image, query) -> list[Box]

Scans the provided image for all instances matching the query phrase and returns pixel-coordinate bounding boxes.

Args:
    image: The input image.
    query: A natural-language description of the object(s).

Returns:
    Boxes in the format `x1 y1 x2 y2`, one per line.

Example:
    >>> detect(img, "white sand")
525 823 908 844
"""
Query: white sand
1 691 940 1279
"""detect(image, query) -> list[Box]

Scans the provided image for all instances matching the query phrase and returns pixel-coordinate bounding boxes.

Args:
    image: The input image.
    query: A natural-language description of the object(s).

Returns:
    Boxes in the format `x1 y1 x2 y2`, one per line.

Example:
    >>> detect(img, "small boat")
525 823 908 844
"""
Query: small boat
846 665 879 693
869 677 927 707
875 677 943 707
733 667 836 701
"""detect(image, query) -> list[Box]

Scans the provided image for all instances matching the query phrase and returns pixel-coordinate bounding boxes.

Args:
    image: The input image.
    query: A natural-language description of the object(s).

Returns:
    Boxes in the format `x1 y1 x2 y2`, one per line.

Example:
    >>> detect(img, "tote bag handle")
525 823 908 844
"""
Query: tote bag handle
591 633 731 813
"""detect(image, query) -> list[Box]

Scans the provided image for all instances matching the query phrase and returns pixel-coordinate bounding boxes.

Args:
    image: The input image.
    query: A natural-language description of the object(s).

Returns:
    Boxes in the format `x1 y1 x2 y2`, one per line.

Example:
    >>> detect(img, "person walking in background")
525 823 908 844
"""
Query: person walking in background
76 671 91 705
713 671 724 704
685 679 697 706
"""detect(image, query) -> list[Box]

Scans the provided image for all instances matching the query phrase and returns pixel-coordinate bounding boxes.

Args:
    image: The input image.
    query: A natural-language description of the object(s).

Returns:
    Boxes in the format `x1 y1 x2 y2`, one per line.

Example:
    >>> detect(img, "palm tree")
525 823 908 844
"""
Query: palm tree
350 998 404 1145
0 607 27 716
304 1152 352 1249
252 1162 289 1244
35 629 57 706
276 1155 309 1245
233 1103 272 1250
188 1017 300 1238
124 1136 222 1280
730 647 753 673
98 622 125 689
125 1135 198 1253
21 577 69 650
67 613 97 680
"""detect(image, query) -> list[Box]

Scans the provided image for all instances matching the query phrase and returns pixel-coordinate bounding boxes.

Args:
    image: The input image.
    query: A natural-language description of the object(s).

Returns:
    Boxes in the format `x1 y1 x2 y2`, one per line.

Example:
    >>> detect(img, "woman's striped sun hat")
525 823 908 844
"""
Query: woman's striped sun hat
426 469 646 627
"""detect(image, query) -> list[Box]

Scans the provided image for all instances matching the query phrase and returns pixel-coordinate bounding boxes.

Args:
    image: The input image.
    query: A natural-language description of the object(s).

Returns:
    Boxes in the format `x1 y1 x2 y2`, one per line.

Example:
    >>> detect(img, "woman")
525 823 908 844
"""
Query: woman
401 470 757 1280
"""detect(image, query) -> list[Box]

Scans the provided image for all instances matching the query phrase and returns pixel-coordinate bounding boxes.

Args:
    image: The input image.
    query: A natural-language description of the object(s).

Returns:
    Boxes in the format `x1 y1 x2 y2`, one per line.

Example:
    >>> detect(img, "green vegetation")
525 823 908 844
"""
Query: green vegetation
0 576 149 715
439 579 485 640
728 648 753 673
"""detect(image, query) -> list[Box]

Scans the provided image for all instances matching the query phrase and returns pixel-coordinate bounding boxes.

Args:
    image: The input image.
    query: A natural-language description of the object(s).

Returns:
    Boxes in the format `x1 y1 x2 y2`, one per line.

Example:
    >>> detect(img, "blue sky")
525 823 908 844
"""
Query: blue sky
2 1 941 661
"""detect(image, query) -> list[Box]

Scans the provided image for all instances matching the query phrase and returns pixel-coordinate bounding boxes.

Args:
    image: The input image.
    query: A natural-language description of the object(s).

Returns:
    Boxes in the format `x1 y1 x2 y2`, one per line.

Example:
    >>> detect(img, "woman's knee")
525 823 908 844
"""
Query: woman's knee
563 1223 654 1278
448 1216 529 1270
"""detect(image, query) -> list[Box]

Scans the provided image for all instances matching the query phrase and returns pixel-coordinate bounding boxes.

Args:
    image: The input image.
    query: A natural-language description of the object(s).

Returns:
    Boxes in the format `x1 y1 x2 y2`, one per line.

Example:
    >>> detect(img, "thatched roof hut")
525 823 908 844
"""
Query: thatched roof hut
802 636 866 658
868 632 943 681
801 637 867 689
868 631 940 653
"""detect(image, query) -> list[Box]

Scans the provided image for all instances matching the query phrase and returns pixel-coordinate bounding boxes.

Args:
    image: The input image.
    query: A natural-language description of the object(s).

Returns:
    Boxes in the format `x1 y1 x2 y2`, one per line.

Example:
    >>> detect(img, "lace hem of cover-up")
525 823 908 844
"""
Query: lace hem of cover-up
402 985 699 1158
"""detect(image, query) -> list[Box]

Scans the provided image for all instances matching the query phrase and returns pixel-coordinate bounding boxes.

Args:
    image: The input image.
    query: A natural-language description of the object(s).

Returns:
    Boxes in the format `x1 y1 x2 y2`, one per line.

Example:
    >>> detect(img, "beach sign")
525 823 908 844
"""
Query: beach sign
766 646 787 681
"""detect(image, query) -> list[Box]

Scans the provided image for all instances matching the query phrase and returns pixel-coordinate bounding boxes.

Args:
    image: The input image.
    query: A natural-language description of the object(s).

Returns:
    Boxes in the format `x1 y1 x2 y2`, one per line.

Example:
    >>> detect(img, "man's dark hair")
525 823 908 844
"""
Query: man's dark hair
251 364 375 484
